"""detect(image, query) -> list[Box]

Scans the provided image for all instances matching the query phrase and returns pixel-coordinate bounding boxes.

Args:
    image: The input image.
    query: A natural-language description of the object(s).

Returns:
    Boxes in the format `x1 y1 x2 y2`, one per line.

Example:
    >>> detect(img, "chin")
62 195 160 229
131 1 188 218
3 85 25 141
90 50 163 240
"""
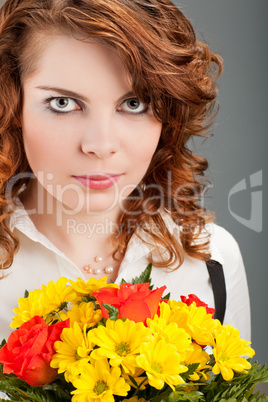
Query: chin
78 197 120 215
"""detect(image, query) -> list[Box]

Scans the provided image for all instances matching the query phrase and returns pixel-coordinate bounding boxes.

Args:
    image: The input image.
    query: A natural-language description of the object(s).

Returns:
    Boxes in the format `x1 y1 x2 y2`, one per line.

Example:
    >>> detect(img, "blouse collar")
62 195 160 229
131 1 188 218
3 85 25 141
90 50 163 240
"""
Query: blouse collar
9 198 224 267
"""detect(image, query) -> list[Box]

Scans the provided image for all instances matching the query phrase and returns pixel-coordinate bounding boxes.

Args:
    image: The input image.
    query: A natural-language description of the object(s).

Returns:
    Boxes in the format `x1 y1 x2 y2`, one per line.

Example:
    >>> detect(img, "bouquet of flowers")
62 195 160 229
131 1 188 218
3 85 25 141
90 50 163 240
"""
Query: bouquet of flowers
0 265 267 401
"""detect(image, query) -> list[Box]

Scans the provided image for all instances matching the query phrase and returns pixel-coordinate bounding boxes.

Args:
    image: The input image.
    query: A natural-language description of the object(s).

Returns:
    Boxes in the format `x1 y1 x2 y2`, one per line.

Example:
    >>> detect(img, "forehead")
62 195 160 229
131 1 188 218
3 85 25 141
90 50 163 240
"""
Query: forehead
22 35 133 94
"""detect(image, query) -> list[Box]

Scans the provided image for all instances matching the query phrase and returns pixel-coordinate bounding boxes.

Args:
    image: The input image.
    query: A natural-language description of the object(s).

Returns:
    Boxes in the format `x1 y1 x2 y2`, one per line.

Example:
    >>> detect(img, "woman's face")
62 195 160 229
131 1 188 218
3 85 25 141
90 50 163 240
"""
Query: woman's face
21 36 162 216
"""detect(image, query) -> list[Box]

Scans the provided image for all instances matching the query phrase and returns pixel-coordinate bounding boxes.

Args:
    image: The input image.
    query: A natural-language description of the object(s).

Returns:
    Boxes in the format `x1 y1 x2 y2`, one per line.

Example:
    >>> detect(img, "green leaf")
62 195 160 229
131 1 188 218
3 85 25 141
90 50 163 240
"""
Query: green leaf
201 361 268 401
131 263 152 285
127 375 138 388
168 390 205 401
24 290 29 298
102 303 119 320
0 368 73 401
162 292 171 300
0 376 72 401
180 363 200 381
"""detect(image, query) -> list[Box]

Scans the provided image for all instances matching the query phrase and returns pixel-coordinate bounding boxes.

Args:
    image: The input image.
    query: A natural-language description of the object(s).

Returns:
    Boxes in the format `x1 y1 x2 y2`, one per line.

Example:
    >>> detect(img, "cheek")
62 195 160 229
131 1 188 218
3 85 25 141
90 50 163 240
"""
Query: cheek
21 113 65 171
129 119 162 162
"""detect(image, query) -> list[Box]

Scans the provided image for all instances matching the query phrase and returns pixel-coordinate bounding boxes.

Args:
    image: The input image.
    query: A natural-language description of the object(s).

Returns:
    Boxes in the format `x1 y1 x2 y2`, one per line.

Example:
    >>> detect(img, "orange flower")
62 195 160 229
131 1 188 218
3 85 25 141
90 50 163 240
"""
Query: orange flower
0 316 69 386
93 283 166 324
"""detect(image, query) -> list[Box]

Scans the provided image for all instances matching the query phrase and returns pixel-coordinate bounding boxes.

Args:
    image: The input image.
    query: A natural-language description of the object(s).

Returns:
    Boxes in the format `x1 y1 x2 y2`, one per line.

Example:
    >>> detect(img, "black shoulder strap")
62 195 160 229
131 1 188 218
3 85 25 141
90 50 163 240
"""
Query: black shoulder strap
206 260 226 324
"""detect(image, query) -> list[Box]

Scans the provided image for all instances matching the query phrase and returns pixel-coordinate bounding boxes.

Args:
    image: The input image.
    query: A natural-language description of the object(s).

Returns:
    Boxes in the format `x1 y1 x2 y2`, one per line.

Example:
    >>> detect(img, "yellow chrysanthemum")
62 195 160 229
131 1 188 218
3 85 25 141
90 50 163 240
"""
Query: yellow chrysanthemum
41 277 77 312
91 319 152 374
157 301 176 323
184 343 211 381
11 277 77 328
170 303 220 346
70 277 119 304
167 300 186 311
147 307 192 360
212 324 255 381
50 322 93 382
71 358 130 401
11 288 50 328
136 339 188 390
60 302 103 329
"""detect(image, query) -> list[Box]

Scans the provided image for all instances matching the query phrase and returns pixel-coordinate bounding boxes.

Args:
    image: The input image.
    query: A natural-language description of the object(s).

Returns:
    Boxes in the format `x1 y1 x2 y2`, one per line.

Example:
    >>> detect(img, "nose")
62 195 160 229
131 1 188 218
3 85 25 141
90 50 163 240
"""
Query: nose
81 114 120 159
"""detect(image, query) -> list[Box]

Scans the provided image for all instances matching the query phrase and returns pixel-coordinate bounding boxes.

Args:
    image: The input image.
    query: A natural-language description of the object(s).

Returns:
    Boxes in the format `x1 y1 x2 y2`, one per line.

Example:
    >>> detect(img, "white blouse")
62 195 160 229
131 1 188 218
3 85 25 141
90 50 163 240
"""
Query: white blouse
0 198 251 342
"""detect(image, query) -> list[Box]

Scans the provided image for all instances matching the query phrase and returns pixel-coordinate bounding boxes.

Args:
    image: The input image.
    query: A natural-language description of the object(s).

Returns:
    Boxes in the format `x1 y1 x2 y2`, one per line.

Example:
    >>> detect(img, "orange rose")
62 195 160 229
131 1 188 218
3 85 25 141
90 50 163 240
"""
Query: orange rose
0 316 69 386
94 282 166 324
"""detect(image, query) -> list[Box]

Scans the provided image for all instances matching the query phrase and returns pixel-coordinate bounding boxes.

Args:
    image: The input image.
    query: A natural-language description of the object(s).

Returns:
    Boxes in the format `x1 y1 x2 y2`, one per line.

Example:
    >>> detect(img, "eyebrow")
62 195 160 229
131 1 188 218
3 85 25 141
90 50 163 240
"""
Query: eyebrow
36 86 89 102
36 85 135 104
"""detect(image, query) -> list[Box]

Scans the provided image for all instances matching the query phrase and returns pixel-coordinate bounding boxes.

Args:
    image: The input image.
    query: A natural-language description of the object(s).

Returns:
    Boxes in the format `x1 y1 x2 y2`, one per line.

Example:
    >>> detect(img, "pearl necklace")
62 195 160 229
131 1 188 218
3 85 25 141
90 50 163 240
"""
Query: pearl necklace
83 256 115 275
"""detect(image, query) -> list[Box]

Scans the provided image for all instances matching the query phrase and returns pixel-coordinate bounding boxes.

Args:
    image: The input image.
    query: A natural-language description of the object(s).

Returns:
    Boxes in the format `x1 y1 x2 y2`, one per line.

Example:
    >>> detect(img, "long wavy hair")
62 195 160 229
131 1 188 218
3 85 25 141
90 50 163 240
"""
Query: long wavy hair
0 0 223 270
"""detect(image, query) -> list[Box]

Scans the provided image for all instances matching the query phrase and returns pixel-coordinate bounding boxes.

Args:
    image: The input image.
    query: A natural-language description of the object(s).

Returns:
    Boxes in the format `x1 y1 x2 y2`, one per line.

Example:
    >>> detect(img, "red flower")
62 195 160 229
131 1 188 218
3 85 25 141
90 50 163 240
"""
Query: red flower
0 316 70 386
93 282 166 324
180 294 215 315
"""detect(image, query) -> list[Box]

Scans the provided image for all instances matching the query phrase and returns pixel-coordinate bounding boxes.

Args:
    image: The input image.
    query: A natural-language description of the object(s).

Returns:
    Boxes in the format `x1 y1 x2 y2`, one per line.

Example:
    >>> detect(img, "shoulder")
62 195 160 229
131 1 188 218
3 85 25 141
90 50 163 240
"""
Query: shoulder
161 211 241 265
208 222 242 266
160 213 251 339
158 211 243 270
206 224 251 341
207 223 249 308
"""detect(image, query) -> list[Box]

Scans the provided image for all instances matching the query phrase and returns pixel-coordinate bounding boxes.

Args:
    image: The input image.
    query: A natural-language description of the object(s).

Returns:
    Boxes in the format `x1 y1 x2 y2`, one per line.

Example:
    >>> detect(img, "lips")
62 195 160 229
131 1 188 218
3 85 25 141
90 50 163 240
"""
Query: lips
73 174 122 190
82 174 117 180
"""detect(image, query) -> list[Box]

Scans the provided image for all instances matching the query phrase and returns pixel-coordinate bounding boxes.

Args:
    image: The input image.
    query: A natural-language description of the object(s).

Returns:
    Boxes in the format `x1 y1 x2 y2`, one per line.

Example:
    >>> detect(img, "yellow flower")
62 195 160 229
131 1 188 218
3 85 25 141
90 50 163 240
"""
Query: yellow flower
61 302 103 330
170 303 220 346
212 324 255 381
147 307 192 361
41 277 77 312
184 343 210 381
71 277 119 304
50 322 93 382
157 301 176 323
71 358 130 401
91 319 152 374
136 339 188 390
167 300 185 311
11 277 77 328
11 288 49 328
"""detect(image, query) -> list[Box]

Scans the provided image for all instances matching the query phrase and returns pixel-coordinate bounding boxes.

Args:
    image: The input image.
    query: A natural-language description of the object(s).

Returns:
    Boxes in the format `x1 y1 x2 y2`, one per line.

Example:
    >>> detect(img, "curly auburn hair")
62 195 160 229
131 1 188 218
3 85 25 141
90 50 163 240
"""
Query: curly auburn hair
0 0 223 270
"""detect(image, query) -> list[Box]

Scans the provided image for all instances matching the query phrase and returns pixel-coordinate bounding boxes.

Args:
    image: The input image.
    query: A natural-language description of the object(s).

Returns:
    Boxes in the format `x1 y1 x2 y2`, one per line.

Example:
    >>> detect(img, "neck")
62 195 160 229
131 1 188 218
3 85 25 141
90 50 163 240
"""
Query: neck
19 180 124 271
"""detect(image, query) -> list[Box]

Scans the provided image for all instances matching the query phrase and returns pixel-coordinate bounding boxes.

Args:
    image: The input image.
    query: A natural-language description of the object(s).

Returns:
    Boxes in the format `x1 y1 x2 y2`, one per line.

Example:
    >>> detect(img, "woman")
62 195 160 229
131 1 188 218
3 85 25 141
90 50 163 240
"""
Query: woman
0 0 250 342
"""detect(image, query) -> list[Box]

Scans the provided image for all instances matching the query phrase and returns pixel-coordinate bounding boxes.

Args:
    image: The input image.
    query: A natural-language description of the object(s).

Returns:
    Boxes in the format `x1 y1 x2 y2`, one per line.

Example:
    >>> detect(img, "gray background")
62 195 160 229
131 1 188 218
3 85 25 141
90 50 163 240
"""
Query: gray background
174 0 268 368
0 0 267 385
